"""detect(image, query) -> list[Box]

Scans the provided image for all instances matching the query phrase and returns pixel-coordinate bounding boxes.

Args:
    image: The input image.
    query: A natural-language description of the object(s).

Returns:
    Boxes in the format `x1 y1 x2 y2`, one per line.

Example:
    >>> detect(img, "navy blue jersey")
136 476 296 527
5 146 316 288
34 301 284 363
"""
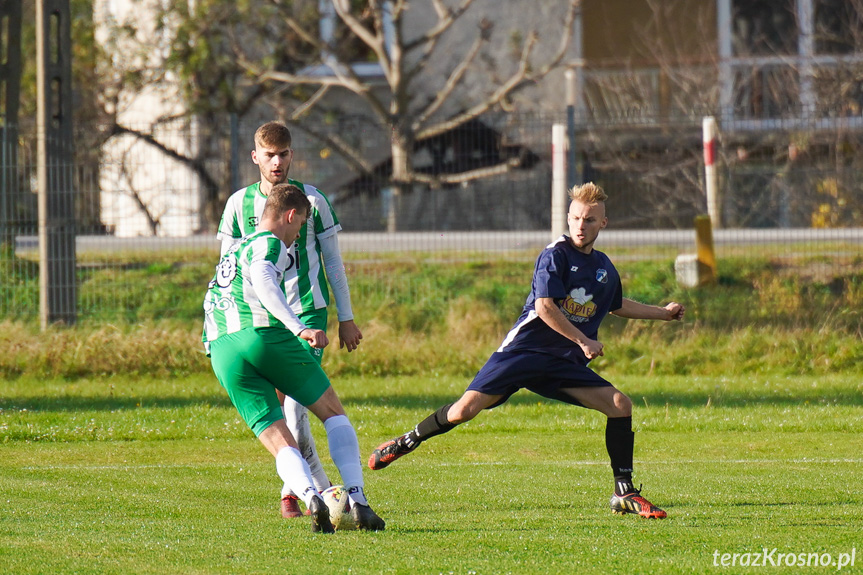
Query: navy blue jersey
497 235 623 364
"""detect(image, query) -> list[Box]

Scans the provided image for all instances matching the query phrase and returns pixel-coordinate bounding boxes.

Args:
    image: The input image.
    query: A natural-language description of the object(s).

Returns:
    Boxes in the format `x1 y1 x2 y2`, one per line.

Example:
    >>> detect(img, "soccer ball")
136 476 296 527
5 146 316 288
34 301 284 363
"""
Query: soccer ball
321 485 357 531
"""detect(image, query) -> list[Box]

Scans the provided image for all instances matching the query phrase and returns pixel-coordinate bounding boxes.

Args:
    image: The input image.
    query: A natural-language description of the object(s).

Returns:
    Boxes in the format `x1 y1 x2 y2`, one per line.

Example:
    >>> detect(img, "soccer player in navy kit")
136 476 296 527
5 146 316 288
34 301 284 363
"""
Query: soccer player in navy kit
368 182 685 519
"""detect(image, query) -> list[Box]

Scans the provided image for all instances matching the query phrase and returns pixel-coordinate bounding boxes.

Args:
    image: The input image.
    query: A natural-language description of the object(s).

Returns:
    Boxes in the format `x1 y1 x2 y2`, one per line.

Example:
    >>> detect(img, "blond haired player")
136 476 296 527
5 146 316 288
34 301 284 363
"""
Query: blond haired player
369 183 684 519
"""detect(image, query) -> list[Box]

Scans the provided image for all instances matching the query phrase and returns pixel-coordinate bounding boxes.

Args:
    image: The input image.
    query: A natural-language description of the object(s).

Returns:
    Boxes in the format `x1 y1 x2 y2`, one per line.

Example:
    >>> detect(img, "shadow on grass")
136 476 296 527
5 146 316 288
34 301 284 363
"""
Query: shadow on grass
0 395 234 412
2 389 861 413
348 390 863 410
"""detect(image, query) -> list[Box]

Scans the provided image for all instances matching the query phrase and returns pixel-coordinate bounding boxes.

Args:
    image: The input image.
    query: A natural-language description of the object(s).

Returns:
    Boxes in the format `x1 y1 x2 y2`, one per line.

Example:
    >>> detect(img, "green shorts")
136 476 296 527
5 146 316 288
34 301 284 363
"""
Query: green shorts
209 327 331 436
298 308 327 365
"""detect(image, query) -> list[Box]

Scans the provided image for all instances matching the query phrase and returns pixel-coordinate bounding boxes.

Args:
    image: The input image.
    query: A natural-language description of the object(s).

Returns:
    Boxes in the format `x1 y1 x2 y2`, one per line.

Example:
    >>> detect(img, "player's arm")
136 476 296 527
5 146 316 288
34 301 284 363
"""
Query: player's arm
319 233 362 352
611 298 685 321
220 236 241 257
216 196 243 257
535 297 604 360
250 260 329 348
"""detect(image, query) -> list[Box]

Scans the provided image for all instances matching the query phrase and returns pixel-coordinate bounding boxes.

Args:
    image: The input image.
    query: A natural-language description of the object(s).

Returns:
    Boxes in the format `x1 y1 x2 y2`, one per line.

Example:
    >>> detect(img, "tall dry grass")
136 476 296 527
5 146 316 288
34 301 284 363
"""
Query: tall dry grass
1 252 861 380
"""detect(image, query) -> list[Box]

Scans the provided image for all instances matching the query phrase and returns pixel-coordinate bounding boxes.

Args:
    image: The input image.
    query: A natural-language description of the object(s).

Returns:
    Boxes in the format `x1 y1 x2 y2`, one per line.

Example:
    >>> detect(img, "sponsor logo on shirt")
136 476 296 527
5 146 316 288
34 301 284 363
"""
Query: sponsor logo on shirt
560 287 597 323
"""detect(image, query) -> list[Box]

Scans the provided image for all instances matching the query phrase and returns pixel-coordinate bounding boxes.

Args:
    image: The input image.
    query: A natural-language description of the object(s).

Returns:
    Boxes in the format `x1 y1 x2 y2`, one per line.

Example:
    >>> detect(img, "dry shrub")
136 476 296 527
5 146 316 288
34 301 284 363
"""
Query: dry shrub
0 321 208 379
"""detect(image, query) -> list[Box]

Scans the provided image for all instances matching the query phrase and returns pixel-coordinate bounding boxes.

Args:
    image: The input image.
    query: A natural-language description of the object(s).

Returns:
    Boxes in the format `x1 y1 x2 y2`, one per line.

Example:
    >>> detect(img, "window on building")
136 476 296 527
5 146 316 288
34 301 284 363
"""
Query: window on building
814 0 863 54
732 0 798 56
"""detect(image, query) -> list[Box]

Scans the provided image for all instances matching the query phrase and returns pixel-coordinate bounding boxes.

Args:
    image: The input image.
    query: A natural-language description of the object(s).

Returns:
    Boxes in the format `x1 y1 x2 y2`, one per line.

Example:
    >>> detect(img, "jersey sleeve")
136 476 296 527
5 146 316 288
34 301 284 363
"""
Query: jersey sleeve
216 193 242 241
309 187 342 240
609 270 624 312
250 259 308 335
532 248 568 300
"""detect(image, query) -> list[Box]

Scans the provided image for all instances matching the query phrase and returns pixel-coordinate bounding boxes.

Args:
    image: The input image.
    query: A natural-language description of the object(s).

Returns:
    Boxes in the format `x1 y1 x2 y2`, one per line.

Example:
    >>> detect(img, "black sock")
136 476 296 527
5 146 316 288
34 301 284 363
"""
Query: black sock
405 403 457 447
606 416 635 495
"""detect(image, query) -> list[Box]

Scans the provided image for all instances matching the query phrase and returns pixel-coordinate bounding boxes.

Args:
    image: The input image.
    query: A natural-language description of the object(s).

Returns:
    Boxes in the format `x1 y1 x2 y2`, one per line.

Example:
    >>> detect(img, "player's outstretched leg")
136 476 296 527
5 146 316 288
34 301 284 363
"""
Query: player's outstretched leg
308 494 335 533
368 432 419 470
609 486 667 519
369 402 461 470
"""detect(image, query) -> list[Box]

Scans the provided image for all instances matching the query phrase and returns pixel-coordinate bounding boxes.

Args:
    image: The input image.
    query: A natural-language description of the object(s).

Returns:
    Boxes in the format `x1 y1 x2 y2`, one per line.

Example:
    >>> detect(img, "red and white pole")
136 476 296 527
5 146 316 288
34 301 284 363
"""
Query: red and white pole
702 116 721 228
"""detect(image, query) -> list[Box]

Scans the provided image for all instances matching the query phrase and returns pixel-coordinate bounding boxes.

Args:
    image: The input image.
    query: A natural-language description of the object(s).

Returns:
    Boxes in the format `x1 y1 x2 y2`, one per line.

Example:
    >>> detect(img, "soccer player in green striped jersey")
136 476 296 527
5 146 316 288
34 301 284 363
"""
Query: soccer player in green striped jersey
217 122 362 518
204 183 385 532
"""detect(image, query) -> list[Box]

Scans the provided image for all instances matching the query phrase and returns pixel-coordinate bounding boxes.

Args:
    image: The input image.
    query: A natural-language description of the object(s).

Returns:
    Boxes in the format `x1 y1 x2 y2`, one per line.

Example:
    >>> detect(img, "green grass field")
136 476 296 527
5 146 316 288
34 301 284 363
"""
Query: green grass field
2 373 861 574
2 247 862 572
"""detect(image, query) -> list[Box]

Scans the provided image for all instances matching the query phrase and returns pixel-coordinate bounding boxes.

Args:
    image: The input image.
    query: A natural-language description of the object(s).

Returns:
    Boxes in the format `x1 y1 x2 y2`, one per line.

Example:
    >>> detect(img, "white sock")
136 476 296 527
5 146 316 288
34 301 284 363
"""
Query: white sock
304 432 330 492
282 400 330 493
323 415 367 505
275 447 318 507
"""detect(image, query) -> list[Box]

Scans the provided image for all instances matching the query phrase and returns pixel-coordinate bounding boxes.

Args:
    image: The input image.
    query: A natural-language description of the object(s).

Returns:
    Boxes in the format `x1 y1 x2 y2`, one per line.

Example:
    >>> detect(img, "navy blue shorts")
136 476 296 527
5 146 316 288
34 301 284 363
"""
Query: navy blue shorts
466 351 611 409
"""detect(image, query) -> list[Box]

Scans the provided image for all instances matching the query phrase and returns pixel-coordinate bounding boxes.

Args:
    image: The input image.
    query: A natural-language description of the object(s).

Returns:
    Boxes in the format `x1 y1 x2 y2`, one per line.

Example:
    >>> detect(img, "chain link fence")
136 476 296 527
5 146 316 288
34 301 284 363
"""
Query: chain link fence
2 109 862 323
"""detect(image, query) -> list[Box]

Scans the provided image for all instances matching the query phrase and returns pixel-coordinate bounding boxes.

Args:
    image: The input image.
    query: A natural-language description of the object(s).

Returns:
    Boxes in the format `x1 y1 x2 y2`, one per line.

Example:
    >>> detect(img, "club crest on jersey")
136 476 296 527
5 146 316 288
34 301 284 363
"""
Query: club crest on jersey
560 287 597 322
213 254 238 288
596 269 608 283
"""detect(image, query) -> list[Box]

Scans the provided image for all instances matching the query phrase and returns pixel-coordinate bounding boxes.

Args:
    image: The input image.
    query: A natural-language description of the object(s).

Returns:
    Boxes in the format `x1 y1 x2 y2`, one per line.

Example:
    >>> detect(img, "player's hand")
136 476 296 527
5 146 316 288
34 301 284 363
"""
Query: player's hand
580 338 604 360
299 328 329 349
664 302 685 321
338 319 363 352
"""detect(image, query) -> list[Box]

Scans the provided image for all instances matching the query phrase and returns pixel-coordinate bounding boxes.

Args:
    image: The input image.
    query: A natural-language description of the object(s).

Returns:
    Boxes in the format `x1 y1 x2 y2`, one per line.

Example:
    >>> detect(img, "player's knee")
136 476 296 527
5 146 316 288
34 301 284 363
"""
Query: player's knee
446 403 477 424
612 392 632 417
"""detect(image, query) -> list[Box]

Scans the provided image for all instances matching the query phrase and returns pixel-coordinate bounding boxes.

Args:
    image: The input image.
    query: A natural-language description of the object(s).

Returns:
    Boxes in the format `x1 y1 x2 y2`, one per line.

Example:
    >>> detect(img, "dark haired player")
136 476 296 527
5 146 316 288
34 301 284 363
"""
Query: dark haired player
217 121 363 519
368 182 684 519
204 183 384 533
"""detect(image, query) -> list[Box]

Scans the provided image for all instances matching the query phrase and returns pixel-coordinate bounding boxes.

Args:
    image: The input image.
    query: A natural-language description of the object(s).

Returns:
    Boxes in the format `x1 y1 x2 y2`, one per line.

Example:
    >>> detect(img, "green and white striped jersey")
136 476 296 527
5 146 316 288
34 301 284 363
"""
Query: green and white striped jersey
216 179 341 315
203 230 290 348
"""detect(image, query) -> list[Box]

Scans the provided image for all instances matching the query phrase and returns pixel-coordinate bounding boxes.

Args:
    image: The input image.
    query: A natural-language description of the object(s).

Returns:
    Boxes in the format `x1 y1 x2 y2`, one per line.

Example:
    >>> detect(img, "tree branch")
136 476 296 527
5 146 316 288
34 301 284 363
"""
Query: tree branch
417 0 578 141
414 31 487 127
286 121 376 176
119 157 161 236
405 157 523 186
108 124 221 199
333 0 391 74
403 0 474 52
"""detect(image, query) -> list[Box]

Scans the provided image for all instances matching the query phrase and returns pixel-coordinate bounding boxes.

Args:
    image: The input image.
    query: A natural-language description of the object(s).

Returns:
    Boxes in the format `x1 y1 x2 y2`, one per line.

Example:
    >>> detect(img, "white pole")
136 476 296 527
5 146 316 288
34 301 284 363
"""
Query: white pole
702 116 721 228
551 124 568 240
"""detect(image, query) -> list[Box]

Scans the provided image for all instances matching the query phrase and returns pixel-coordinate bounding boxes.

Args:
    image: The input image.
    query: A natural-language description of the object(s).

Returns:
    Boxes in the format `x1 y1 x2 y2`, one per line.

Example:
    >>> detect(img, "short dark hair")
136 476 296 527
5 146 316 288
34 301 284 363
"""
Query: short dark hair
262 183 310 219
254 121 292 149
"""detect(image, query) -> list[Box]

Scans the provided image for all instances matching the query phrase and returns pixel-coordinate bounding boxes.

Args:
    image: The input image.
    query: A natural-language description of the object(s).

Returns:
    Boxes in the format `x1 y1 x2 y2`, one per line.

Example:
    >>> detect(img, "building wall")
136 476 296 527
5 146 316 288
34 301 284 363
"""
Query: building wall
94 0 204 237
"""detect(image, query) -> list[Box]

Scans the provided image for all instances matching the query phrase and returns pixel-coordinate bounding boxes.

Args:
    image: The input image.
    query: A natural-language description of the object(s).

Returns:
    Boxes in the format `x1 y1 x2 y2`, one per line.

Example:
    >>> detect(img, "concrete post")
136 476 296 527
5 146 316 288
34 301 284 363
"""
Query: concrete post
551 124 567 240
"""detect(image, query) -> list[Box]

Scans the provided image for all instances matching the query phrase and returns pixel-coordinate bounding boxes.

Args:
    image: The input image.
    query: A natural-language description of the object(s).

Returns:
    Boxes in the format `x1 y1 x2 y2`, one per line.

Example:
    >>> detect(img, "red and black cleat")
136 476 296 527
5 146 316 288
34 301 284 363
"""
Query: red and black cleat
610 488 667 519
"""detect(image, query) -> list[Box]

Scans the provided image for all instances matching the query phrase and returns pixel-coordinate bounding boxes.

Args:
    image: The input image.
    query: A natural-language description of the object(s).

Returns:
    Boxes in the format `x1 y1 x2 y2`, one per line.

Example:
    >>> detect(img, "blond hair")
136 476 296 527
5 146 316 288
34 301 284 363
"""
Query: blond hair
254 121 292 149
568 182 607 204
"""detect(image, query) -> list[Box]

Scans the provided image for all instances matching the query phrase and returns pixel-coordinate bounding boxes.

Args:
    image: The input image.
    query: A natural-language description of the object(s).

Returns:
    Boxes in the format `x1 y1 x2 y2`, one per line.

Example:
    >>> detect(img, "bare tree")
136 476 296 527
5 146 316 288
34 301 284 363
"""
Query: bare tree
242 0 579 230
92 0 331 233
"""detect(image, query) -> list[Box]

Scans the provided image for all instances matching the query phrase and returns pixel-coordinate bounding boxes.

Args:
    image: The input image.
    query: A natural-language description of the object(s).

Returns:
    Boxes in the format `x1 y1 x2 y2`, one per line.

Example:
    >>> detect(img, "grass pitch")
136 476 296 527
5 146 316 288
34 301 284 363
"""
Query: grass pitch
2 373 861 574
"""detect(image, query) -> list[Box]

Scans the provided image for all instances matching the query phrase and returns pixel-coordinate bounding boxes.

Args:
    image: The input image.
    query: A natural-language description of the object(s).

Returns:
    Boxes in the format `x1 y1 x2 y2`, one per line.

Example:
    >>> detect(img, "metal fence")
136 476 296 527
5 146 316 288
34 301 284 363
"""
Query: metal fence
1 109 862 323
